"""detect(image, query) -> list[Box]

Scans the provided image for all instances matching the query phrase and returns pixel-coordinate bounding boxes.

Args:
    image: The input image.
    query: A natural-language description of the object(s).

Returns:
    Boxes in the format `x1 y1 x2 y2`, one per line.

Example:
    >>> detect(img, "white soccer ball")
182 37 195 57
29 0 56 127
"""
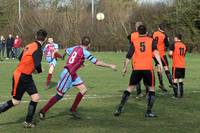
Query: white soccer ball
96 12 105 21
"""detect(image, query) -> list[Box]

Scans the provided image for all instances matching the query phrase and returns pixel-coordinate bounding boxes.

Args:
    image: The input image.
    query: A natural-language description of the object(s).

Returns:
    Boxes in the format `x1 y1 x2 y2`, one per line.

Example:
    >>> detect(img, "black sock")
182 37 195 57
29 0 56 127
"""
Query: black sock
147 91 155 113
173 83 178 97
25 101 38 123
157 72 163 86
179 82 184 97
136 83 141 95
0 100 14 113
119 90 131 107
165 70 173 85
145 85 149 95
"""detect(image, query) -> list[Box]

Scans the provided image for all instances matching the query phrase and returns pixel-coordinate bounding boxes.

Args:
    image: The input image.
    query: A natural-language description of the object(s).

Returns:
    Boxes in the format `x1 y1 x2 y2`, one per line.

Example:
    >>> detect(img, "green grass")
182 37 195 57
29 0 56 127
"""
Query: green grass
0 52 200 133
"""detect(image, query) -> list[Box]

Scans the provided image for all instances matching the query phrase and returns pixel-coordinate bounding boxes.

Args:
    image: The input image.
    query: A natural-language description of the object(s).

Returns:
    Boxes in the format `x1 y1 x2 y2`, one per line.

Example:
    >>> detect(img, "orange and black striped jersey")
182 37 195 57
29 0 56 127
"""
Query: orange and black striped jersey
17 41 43 75
153 31 169 56
170 41 187 68
126 36 157 70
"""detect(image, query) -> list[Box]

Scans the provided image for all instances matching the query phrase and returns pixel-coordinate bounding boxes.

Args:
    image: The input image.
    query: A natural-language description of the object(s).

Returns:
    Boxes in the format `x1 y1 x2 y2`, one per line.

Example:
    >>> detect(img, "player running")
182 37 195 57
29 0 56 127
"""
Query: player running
0 29 47 128
39 36 116 119
114 25 163 117
153 23 173 92
43 37 63 89
168 34 187 98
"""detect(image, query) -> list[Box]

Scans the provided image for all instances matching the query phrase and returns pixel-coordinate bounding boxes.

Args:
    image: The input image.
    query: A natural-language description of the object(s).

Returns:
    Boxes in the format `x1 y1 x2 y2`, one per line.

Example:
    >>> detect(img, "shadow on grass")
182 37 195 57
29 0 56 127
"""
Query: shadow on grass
0 116 24 126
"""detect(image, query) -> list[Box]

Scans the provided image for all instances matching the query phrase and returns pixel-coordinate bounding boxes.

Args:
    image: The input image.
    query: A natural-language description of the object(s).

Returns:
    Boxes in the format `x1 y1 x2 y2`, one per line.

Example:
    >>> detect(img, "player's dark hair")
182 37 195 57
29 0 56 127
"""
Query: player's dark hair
36 29 47 41
81 36 91 46
158 23 165 31
138 25 147 35
175 33 182 40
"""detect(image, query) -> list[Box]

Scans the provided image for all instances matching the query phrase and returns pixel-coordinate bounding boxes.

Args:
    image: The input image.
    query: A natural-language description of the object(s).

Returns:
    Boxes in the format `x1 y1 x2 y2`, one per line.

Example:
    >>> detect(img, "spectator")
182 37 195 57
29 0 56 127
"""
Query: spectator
0 35 5 60
6 33 15 59
13 35 22 58
0 35 3 61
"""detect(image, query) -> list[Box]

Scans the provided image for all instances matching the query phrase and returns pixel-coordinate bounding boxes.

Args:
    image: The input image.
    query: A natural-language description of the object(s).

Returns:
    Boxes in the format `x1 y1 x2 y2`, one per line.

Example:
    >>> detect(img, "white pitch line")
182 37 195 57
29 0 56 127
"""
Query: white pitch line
0 61 47 64
1 91 200 105
0 95 120 104
191 90 200 93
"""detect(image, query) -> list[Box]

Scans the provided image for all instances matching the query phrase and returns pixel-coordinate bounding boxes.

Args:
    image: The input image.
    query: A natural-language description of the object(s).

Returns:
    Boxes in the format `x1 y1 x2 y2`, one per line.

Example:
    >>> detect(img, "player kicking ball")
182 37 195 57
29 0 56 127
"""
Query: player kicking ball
43 37 63 89
39 36 116 119
168 34 187 98
114 25 163 117
0 29 47 128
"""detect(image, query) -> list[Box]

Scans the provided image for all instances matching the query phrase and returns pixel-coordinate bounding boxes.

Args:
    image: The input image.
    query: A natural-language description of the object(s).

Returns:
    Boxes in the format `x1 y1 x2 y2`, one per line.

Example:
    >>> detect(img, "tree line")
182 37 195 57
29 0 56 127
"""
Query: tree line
0 0 199 52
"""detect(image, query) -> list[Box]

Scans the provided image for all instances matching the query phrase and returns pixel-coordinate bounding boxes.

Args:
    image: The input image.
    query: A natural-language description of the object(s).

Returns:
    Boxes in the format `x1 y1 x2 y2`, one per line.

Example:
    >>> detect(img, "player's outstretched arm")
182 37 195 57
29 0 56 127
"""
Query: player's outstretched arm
122 58 130 76
95 60 117 71
153 50 163 73
123 43 134 76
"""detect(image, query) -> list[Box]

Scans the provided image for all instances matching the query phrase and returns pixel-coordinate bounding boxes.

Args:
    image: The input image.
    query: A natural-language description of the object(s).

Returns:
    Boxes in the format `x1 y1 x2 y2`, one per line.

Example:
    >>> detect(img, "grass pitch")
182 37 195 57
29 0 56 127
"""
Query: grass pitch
0 52 200 133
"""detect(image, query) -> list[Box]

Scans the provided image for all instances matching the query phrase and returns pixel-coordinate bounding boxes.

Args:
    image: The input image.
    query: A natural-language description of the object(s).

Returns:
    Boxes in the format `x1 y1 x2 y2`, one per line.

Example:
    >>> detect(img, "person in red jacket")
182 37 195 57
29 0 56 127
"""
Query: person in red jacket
13 35 22 58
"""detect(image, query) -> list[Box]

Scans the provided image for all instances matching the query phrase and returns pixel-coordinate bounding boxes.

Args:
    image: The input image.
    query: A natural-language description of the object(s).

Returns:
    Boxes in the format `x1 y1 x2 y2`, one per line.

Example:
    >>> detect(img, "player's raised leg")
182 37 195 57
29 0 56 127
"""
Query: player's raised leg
0 98 19 113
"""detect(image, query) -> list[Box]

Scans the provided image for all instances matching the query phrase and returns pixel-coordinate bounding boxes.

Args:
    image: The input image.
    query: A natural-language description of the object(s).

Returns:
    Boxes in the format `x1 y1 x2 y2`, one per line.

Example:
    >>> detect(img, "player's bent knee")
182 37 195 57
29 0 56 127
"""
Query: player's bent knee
76 84 87 94
80 88 87 94
12 98 21 105
49 65 54 73
31 93 40 102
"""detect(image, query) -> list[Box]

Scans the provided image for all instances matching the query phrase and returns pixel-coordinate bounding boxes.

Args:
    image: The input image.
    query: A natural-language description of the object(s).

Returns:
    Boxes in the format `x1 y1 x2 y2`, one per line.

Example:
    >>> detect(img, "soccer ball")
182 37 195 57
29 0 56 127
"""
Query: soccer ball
96 12 105 21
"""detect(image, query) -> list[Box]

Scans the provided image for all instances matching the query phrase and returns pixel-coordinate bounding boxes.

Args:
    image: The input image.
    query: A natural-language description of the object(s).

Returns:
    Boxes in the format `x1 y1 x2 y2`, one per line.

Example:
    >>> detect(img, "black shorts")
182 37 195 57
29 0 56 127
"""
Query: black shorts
153 55 169 67
129 70 155 87
172 67 185 79
12 70 38 100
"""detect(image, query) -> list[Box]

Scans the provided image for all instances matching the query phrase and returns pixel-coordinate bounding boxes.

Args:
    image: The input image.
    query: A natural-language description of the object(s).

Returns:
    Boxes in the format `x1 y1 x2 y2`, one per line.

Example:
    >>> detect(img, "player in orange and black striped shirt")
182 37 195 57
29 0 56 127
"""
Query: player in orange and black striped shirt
127 21 149 98
152 23 174 92
114 25 163 117
169 34 187 98
0 29 47 128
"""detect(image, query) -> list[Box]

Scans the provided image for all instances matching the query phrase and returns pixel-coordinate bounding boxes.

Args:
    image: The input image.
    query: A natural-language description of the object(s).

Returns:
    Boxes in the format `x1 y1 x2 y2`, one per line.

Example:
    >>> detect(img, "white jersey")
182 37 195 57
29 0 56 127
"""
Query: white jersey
43 43 59 58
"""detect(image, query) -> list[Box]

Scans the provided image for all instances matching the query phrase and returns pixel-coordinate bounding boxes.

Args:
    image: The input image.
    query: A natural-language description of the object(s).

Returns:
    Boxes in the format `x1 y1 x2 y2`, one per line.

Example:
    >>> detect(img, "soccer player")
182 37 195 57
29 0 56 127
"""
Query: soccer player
168 34 187 98
0 29 47 128
152 23 173 92
39 36 116 119
114 25 163 117
127 21 148 98
43 37 63 89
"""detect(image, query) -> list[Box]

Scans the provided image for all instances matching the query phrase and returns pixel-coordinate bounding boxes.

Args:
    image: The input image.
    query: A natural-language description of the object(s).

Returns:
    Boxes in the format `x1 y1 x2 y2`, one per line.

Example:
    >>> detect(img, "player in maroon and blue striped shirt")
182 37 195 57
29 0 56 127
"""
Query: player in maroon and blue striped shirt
39 36 116 119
